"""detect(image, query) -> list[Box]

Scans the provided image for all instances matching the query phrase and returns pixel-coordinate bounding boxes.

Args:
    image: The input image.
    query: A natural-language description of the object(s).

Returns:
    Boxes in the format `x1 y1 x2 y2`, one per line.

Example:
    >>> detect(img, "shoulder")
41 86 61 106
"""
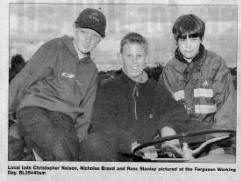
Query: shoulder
144 78 157 89
98 74 120 93
108 74 123 85
34 37 65 55
89 59 98 74
164 57 186 75
206 50 224 63
154 75 176 103
156 75 170 93
95 75 122 102
27 37 67 65
41 35 71 50
205 50 229 71
165 57 178 68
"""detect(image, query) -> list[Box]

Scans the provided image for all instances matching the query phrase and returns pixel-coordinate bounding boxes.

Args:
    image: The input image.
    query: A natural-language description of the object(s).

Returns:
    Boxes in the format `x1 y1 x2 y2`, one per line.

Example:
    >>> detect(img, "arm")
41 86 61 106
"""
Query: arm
75 73 98 142
9 41 57 115
155 75 189 134
212 58 236 130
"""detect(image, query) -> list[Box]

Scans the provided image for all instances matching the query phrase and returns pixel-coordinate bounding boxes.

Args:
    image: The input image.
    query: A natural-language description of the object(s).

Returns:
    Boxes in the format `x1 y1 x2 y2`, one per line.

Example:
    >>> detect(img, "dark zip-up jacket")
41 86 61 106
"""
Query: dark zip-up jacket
9 35 98 142
91 71 188 144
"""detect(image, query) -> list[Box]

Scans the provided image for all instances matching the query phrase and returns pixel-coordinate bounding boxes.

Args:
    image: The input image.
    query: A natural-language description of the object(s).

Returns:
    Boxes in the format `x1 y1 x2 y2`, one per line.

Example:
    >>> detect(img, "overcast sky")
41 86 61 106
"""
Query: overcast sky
10 3 238 70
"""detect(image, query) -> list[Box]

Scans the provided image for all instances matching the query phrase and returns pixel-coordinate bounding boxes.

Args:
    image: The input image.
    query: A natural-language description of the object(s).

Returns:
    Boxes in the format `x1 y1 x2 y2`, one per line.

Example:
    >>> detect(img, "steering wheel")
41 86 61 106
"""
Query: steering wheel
132 129 235 161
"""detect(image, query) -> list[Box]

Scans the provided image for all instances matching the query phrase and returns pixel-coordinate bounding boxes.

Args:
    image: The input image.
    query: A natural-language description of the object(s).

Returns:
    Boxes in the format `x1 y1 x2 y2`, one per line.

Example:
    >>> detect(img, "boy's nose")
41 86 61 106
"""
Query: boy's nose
185 38 192 48
85 32 92 42
132 57 138 64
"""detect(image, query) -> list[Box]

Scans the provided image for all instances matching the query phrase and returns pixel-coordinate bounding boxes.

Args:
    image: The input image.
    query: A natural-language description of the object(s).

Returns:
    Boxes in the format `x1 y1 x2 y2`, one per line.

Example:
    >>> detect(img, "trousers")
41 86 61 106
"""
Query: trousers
79 131 135 162
17 106 79 161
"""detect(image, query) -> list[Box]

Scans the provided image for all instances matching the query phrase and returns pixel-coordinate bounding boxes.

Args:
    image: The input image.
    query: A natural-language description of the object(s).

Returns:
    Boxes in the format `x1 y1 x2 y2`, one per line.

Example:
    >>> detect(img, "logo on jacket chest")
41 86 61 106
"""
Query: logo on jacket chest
61 72 84 88
202 80 209 87
61 72 75 79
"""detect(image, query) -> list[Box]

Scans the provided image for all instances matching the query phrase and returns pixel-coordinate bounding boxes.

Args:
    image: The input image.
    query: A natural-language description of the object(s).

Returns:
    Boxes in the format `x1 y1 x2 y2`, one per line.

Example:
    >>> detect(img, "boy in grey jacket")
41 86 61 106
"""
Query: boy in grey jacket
9 8 106 161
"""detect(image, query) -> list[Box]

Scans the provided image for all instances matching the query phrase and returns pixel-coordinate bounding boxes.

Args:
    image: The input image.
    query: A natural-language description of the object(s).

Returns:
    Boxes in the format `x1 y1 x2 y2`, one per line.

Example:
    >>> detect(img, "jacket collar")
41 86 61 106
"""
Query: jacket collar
175 44 206 71
61 35 92 63
120 70 148 88
174 44 208 84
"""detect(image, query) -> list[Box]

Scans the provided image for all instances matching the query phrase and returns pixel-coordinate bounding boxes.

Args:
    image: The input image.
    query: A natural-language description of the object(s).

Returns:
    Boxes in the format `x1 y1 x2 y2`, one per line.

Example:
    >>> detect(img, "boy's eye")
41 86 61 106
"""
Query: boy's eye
178 33 200 40
189 32 199 39
80 30 87 34
179 34 187 40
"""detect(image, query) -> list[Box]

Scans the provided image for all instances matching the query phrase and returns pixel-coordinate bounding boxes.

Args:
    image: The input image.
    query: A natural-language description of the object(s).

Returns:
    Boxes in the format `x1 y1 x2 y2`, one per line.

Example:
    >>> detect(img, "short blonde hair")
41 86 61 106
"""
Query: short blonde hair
120 32 148 54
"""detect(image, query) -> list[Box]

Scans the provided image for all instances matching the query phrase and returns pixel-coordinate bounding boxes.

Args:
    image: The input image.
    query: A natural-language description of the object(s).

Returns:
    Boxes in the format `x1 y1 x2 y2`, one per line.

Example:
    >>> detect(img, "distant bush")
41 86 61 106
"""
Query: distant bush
145 64 163 82
9 54 26 82
229 67 237 90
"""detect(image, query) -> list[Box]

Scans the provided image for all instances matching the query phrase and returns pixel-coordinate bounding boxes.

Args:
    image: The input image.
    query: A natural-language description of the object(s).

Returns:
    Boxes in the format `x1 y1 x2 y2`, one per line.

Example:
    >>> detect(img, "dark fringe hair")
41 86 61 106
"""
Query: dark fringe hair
172 14 205 41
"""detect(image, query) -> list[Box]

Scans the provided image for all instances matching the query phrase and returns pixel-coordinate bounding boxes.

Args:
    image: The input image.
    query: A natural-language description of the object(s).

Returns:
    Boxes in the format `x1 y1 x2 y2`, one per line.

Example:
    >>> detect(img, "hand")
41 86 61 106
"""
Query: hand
131 141 140 152
141 145 158 159
160 126 180 147
159 126 182 157
160 127 194 159
181 142 194 160
131 141 158 159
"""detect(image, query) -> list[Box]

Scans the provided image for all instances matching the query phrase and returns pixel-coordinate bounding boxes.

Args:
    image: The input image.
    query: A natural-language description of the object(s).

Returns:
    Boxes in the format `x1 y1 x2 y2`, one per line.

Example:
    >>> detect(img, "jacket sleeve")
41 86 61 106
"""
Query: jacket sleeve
75 73 98 142
91 81 136 153
155 75 189 134
9 41 57 115
212 57 236 130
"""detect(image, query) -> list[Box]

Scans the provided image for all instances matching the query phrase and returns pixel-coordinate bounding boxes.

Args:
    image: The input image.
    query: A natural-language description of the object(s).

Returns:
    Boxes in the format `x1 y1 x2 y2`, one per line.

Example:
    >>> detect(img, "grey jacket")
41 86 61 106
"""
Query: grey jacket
9 35 98 142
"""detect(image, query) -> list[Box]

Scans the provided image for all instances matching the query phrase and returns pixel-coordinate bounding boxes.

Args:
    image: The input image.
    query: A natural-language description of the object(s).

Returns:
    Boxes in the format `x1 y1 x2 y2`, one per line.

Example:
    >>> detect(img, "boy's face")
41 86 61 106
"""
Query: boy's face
74 27 102 54
177 33 202 62
121 43 147 78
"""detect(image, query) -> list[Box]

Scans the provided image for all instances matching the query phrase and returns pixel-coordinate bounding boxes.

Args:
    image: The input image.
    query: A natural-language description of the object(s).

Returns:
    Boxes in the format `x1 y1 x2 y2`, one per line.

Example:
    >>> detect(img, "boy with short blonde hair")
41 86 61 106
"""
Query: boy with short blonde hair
79 32 187 161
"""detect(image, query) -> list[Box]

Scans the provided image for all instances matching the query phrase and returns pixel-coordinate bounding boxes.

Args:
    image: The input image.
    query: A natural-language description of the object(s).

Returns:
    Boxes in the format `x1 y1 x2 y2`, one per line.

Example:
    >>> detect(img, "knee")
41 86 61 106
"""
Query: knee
29 136 79 161
8 135 25 161
79 133 116 161
80 133 105 153
49 136 79 161
51 142 74 161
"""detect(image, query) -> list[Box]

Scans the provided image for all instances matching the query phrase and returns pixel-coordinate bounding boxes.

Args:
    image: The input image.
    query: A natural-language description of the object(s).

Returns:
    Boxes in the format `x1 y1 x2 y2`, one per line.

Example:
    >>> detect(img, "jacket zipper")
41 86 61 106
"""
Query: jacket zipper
132 84 138 120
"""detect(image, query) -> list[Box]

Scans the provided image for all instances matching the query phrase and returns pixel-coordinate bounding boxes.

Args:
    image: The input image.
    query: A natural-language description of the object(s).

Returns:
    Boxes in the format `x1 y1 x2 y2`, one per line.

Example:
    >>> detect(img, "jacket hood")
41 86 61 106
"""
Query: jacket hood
60 35 92 62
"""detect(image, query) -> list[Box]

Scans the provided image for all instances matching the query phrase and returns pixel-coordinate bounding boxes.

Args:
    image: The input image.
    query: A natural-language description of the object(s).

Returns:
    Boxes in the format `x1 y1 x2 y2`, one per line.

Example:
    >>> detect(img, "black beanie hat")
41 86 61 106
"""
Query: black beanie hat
75 8 106 38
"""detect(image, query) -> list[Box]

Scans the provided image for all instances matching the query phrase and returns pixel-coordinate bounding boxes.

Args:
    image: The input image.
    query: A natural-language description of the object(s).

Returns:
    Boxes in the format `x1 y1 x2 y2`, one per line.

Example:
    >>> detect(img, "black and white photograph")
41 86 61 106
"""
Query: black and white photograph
1 0 241 180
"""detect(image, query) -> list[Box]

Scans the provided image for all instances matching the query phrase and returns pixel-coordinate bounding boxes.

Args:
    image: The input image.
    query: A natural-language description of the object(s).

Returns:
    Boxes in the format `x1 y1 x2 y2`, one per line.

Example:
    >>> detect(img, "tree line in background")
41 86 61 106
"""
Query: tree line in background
9 54 237 90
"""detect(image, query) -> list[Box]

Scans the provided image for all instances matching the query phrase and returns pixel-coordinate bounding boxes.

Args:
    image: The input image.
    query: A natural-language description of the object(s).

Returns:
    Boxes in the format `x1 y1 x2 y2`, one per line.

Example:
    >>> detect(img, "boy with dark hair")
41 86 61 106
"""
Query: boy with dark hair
161 14 236 161
79 32 187 161
8 8 106 161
